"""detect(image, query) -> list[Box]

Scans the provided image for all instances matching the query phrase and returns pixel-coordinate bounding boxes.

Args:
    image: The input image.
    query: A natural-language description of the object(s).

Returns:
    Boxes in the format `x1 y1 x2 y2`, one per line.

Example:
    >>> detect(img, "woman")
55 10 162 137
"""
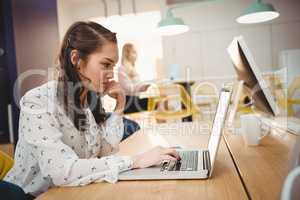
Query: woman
118 43 150 113
4 21 180 198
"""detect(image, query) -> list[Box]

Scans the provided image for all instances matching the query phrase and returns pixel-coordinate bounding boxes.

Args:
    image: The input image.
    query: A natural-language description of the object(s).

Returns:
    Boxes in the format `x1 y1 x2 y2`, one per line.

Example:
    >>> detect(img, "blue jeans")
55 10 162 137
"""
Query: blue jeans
122 117 140 141
0 180 35 200
124 96 148 114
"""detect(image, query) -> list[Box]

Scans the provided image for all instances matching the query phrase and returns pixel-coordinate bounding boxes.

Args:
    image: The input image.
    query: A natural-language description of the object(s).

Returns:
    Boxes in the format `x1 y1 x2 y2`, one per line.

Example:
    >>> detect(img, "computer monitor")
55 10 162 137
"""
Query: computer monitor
227 36 280 117
227 80 244 126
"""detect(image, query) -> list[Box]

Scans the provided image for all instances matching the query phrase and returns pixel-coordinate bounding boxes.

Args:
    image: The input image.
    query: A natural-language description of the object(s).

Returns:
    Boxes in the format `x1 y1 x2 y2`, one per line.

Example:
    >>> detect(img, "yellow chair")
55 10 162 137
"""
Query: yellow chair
191 82 219 120
231 74 300 117
288 76 300 116
263 74 287 110
0 150 14 180
148 84 199 121
233 74 287 115
147 84 168 112
237 97 254 114
229 81 257 115
263 74 300 117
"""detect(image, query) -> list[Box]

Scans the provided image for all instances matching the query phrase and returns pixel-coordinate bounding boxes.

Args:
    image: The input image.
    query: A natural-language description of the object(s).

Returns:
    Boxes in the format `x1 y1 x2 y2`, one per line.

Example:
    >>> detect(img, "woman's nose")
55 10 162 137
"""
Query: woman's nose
106 71 114 79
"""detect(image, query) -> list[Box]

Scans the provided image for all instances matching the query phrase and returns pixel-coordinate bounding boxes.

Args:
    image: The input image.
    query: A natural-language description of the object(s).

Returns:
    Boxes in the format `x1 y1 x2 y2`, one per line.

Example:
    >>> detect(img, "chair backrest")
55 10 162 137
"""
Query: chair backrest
158 84 179 97
0 150 14 180
176 84 198 114
263 74 287 112
148 83 198 114
264 74 300 117
288 76 300 99
192 81 219 96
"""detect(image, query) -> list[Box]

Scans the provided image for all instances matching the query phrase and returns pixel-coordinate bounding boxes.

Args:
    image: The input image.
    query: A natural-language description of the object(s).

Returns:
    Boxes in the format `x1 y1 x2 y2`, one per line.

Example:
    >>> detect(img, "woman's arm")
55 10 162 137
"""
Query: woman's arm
118 67 149 95
20 95 133 186
20 92 180 186
101 113 124 149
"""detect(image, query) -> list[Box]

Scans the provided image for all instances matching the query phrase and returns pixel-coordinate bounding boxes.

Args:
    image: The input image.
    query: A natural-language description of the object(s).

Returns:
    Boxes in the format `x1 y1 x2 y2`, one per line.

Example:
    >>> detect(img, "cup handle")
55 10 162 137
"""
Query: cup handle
259 119 270 140
281 166 300 200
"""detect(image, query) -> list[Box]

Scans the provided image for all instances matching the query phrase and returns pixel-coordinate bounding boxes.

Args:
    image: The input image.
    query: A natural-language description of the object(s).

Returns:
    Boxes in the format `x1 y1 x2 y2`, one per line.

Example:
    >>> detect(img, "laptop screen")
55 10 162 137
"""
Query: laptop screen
207 89 231 174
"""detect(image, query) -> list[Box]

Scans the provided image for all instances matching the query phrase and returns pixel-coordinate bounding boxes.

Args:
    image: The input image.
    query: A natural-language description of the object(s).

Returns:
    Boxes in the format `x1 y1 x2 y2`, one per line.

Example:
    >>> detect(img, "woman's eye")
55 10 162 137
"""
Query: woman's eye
102 63 111 68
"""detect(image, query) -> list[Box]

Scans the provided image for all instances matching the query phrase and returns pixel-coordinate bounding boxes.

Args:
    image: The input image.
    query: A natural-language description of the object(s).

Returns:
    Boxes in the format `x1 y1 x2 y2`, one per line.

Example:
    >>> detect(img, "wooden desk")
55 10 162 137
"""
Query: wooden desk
224 129 298 200
37 122 247 200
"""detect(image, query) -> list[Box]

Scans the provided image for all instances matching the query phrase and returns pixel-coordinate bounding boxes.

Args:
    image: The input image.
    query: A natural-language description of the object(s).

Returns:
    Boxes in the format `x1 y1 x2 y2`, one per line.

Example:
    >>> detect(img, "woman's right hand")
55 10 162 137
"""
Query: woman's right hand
138 84 150 92
132 146 181 169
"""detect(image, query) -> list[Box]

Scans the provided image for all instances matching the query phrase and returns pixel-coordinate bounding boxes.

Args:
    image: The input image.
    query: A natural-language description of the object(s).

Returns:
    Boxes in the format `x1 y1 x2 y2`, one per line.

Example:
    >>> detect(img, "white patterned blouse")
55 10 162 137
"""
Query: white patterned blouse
4 81 133 197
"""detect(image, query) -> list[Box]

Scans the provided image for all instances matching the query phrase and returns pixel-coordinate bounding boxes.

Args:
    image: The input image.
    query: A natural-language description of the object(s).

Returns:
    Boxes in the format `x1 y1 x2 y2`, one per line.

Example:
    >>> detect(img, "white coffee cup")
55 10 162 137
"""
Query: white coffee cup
240 114 269 146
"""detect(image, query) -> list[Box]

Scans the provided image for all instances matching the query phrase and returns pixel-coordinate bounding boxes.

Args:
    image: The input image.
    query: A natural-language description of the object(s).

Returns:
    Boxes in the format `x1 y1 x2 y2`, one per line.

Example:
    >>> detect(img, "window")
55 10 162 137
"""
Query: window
90 11 163 81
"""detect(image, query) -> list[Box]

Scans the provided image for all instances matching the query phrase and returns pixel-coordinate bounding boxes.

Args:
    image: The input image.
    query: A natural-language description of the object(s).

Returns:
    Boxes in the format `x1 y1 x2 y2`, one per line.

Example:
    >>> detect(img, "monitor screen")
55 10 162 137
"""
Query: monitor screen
227 36 280 116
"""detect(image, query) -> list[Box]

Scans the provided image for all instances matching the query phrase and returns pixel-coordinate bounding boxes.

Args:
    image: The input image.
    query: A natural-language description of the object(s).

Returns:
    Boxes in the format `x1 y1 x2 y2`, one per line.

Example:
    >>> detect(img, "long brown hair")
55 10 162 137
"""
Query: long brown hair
57 21 117 130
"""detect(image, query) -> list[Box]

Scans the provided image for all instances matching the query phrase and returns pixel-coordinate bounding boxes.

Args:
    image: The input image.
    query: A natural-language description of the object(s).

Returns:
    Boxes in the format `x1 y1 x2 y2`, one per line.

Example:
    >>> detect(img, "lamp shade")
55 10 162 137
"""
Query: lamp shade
157 10 189 36
237 0 279 24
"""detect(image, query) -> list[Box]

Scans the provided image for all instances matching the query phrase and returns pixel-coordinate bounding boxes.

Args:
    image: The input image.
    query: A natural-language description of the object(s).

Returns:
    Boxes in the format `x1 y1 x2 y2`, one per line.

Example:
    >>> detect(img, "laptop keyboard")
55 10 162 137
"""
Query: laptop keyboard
161 151 198 171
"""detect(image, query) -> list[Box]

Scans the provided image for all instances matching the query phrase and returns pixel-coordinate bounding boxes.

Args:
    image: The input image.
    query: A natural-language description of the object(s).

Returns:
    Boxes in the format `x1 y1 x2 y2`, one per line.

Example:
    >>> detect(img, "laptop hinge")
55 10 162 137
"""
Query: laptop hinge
203 150 211 174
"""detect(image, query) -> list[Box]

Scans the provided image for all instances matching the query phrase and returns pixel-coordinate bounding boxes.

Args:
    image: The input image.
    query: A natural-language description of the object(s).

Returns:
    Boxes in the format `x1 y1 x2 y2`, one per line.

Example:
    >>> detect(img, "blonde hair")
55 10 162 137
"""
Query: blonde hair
121 43 135 65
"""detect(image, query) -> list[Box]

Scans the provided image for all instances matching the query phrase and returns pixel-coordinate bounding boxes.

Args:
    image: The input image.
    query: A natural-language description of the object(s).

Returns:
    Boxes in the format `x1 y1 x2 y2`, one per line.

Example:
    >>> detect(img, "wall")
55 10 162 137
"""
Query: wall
10 0 60 142
57 0 300 86
57 0 161 41
12 0 60 97
161 0 300 82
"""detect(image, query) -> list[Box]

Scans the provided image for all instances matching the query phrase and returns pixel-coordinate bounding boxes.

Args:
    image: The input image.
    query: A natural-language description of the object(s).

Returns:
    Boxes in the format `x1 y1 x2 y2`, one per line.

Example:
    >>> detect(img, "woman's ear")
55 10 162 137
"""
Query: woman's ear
70 49 81 66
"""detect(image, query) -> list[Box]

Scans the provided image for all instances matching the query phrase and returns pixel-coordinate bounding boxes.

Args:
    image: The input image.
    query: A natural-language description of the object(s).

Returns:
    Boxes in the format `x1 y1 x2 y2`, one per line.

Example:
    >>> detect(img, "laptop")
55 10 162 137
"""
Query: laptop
119 87 232 180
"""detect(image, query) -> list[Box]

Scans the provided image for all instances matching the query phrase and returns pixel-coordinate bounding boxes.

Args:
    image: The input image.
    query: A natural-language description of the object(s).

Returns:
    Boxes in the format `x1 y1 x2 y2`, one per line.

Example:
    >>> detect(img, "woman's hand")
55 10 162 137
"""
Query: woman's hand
137 84 150 92
104 80 125 114
132 146 181 169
